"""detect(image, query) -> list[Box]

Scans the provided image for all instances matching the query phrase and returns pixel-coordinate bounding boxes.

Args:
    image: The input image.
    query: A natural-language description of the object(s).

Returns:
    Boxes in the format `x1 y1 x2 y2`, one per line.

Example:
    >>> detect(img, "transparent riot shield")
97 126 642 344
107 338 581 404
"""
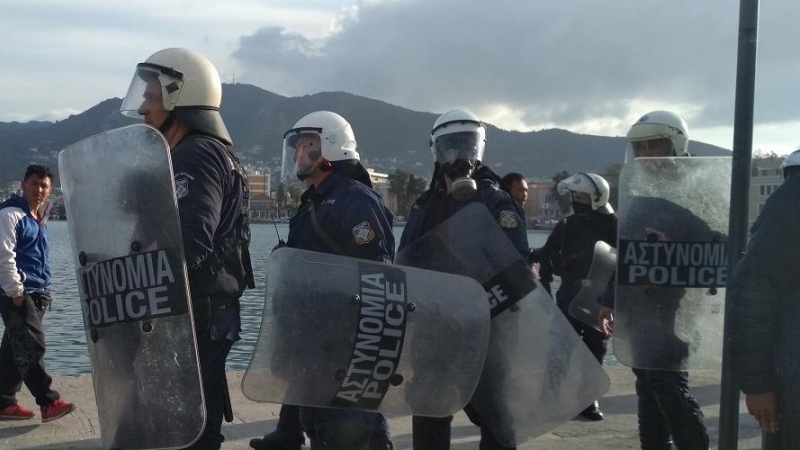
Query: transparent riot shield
613 157 731 370
58 124 204 449
568 241 617 331
396 203 610 447
242 248 491 417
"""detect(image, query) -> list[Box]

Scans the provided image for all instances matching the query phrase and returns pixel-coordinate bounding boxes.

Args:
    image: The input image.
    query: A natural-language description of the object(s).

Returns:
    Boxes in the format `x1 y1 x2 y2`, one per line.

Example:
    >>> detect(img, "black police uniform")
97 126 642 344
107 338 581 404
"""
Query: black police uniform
172 133 253 450
602 196 710 450
399 173 528 450
533 208 617 365
270 170 395 450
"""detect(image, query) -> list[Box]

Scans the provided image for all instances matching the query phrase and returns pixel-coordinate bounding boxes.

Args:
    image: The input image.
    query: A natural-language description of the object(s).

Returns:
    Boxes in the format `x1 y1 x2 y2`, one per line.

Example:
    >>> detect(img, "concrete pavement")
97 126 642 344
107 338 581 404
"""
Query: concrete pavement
0 365 764 449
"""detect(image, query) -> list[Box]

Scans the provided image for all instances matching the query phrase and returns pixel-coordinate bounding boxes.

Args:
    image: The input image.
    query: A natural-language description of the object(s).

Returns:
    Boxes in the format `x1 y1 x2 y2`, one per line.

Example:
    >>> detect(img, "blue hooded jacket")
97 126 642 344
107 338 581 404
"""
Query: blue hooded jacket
0 194 51 297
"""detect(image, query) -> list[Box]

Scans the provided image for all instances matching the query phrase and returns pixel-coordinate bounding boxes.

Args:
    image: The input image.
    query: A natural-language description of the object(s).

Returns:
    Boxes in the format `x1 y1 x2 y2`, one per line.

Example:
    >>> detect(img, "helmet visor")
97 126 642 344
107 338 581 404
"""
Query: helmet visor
432 131 485 165
281 129 323 183
630 138 674 158
120 64 184 118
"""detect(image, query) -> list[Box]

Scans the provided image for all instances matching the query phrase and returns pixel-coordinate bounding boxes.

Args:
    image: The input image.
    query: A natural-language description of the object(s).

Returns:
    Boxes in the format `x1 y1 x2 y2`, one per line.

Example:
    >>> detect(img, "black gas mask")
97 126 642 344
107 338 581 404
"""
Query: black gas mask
433 131 484 201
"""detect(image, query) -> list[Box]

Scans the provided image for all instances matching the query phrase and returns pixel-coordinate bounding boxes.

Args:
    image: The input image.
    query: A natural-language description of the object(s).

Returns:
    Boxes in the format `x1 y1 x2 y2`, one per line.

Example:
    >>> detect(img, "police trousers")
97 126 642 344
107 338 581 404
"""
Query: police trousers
186 305 240 450
299 407 390 450
412 404 514 450
0 293 59 408
555 282 608 364
633 368 709 450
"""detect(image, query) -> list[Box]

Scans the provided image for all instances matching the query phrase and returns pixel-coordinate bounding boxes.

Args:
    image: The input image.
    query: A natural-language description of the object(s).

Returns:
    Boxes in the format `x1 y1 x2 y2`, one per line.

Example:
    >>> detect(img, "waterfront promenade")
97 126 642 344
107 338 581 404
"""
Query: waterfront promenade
0 366 764 449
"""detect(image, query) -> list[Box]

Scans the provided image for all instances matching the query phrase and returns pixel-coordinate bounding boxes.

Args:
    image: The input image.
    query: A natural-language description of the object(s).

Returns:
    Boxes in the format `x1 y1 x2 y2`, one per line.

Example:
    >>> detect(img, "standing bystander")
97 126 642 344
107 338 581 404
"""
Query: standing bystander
0 165 75 423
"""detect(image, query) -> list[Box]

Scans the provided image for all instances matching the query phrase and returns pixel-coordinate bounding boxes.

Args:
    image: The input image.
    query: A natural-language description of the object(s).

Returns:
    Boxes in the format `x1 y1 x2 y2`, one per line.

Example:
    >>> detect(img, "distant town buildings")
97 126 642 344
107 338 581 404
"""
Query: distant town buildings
523 177 560 226
749 155 783 228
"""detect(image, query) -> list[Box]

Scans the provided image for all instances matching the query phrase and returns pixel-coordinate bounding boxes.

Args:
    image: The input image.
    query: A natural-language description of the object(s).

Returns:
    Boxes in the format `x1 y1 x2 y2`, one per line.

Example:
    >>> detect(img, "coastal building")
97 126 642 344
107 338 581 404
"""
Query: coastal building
748 155 783 228
524 177 560 226
367 168 397 213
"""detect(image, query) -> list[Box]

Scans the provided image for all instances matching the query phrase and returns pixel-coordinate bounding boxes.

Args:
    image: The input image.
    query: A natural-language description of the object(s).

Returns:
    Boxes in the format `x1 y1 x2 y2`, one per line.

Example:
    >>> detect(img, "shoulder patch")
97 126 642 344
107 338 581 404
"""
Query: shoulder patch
352 221 376 245
175 177 189 200
499 210 519 229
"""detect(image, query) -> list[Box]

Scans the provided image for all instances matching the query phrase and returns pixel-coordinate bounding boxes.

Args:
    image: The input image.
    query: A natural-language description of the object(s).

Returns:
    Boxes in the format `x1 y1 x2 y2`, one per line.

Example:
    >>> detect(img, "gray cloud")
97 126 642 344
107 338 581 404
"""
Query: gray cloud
232 0 799 134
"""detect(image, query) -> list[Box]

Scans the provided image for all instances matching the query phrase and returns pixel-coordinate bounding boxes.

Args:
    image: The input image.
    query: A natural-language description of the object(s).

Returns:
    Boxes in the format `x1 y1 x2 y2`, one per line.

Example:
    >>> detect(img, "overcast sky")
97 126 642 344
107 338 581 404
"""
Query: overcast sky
1 0 798 154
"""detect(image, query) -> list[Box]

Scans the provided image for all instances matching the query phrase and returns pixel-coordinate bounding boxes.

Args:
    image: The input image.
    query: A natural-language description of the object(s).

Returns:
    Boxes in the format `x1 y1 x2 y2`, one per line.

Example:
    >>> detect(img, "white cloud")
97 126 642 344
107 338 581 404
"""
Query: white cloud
232 0 800 151
0 0 798 153
0 0 349 119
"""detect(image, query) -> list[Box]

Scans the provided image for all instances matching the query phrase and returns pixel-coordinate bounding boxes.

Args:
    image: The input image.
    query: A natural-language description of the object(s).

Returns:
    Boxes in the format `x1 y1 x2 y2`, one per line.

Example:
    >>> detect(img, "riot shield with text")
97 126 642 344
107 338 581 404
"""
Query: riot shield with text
568 241 617 331
613 157 731 370
396 203 610 447
241 248 491 417
58 124 205 449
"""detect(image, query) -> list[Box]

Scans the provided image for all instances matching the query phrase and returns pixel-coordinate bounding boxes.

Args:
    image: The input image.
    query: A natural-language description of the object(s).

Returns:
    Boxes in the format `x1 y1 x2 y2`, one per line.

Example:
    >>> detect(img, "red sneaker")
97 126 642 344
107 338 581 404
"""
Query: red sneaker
0 403 35 420
41 398 74 423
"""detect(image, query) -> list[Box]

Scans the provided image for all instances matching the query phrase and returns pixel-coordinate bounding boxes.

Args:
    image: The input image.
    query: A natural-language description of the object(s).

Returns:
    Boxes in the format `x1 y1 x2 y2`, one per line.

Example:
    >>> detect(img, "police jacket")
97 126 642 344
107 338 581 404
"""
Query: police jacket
0 194 51 297
532 211 617 282
287 171 395 262
399 177 528 257
728 175 800 418
171 133 253 301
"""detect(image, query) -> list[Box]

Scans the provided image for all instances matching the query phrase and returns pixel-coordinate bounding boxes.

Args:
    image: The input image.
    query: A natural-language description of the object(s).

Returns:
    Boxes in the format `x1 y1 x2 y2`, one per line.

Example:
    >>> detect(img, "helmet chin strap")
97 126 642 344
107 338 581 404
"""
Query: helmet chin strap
158 113 176 135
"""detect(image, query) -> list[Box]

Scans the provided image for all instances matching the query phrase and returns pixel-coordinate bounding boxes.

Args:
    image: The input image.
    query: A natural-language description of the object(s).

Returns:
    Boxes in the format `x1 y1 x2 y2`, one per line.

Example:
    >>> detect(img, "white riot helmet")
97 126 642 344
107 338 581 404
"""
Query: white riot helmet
281 111 358 182
625 111 689 160
430 109 486 166
430 109 486 201
557 173 614 214
780 149 800 181
120 48 231 143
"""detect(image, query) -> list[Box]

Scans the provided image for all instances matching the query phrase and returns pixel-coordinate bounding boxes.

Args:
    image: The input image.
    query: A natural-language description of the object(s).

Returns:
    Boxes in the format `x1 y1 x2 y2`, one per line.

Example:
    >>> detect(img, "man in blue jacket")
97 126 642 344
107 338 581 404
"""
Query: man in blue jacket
120 48 254 450
728 149 800 448
0 165 74 423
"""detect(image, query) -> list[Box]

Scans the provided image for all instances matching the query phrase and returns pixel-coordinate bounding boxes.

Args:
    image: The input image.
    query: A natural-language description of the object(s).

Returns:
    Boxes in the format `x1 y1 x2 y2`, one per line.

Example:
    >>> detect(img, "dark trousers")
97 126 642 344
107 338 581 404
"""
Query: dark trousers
412 404 514 450
555 282 608 364
0 294 59 408
780 416 800 450
299 407 388 450
271 404 306 446
185 320 235 450
633 368 709 450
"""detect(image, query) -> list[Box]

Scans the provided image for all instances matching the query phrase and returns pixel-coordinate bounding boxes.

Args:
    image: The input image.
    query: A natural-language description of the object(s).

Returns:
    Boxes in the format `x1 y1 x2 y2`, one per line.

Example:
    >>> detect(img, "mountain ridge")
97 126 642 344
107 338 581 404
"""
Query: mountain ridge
0 84 730 183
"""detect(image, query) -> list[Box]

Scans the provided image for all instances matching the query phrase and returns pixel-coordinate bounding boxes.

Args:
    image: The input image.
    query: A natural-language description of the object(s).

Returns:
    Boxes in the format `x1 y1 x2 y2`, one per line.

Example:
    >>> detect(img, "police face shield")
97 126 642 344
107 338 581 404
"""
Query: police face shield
433 131 485 169
281 130 323 183
120 64 184 119
434 132 485 201
628 138 674 159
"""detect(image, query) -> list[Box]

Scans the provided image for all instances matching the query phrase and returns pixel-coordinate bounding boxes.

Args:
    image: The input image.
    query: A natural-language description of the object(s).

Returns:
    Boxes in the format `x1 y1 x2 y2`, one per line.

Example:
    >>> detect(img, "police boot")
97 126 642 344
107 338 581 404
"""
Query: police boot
578 401 604 421
249 431 302 450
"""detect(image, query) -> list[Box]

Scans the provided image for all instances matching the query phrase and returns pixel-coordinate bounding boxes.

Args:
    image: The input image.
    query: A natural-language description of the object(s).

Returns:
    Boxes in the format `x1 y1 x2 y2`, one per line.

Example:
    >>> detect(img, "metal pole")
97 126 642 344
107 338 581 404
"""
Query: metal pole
719 0 759 449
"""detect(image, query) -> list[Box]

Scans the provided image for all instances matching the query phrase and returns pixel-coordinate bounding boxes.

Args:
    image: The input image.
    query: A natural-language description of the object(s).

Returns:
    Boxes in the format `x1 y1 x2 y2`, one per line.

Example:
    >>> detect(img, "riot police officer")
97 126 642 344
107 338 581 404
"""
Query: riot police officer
249 111 394 450
120 48 254 450
780 149 800 181
399 109 528 450
598 111 710 450
531 172 616 421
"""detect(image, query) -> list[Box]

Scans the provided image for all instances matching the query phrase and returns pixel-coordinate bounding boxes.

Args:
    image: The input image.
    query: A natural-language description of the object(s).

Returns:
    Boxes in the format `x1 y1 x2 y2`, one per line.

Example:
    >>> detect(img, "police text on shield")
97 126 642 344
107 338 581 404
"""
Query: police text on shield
331 264 408 409
79 248 188 327
618 240 728 287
